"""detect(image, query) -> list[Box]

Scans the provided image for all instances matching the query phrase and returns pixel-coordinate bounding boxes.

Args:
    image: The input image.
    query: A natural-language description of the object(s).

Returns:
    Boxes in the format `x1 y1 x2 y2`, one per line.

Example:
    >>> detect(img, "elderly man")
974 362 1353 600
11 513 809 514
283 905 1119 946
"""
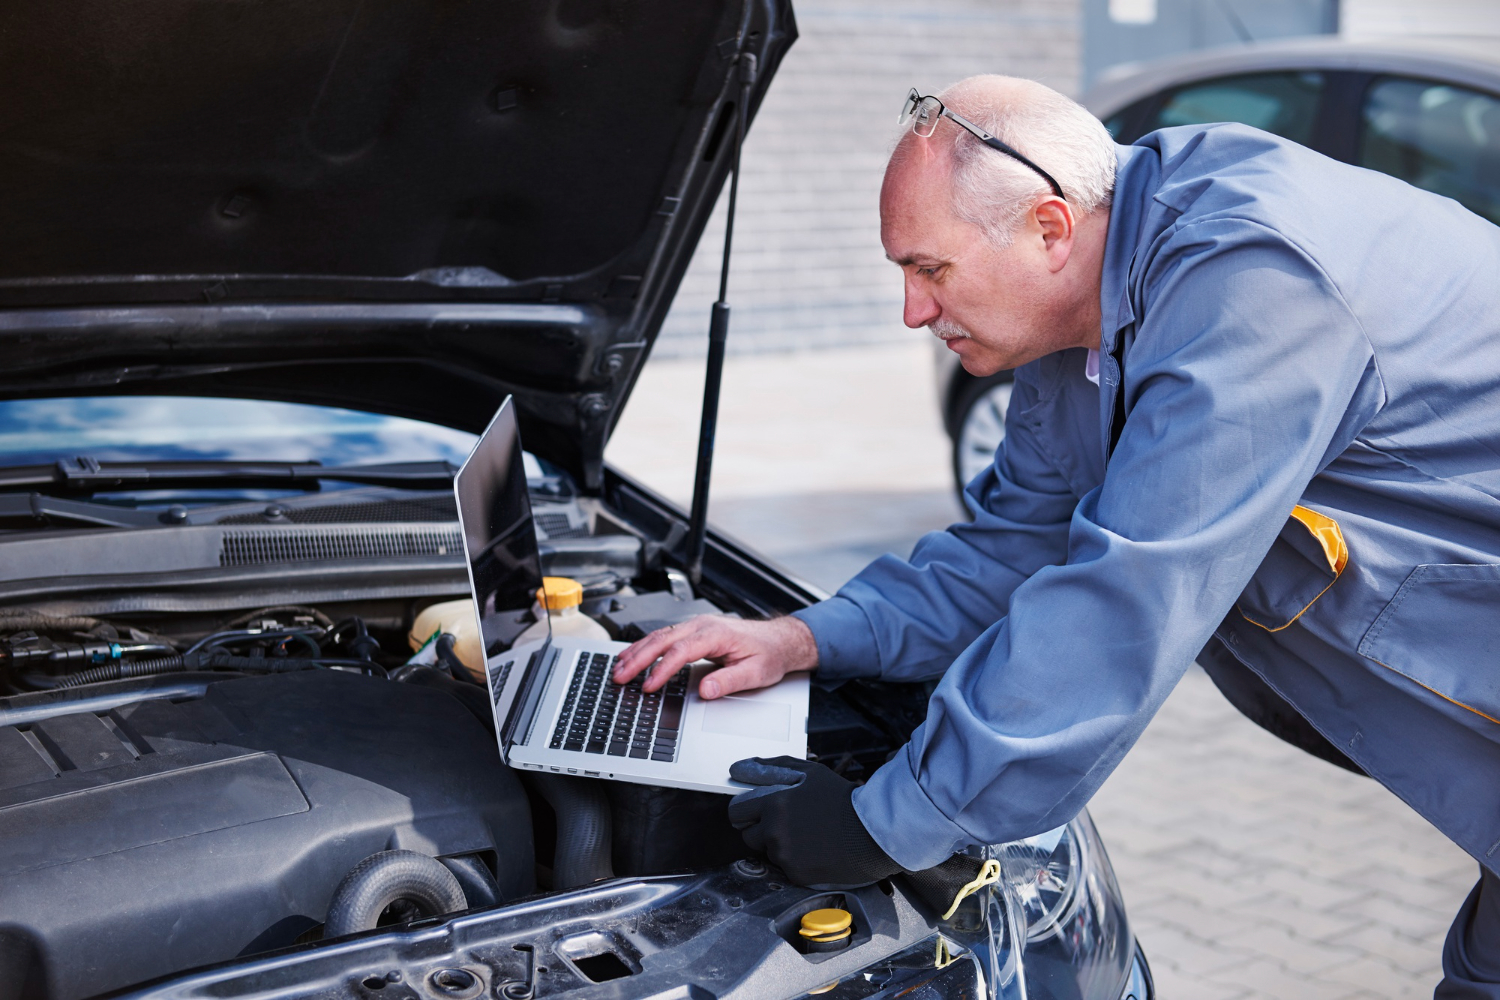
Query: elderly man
613 75 1500 993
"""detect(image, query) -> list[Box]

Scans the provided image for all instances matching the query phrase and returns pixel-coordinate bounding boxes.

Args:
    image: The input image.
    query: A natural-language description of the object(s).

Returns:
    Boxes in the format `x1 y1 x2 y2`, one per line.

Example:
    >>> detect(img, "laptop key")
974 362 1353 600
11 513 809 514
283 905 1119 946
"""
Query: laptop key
659 696 683 730
607 742 627 756
650 751 674 762
628 747 649 759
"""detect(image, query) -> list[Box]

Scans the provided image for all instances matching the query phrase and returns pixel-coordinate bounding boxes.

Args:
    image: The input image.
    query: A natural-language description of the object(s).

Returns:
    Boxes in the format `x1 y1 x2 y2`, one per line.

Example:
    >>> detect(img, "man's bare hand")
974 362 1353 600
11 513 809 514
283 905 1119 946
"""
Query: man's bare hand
612 615 818 699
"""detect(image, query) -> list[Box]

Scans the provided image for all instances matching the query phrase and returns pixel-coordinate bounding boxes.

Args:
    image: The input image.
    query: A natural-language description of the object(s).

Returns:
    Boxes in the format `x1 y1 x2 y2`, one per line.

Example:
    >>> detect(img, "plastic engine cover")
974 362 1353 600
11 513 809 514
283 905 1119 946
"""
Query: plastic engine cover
0 670 533 1000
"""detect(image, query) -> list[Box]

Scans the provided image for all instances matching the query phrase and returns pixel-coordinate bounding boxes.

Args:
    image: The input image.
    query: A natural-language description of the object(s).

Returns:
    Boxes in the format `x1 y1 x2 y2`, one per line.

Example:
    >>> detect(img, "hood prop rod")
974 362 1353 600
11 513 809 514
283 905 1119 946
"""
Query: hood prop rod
686 52 757 589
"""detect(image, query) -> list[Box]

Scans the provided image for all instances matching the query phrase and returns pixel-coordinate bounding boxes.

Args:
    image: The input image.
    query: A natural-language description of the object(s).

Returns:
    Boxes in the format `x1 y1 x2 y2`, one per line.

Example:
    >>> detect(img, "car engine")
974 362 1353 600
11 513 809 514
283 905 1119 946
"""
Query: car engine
0 646 532 1000
0 478 930 1000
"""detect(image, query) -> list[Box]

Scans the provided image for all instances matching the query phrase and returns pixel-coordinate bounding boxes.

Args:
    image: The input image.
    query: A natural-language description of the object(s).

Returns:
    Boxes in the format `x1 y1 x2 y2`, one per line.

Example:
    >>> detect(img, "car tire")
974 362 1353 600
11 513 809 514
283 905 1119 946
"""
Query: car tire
948 371 1015 493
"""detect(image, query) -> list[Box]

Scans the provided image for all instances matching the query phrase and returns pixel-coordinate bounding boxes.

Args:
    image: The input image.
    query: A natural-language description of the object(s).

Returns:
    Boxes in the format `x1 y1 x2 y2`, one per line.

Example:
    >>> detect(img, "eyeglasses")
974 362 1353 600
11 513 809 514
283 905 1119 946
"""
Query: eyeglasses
899 88 1066 201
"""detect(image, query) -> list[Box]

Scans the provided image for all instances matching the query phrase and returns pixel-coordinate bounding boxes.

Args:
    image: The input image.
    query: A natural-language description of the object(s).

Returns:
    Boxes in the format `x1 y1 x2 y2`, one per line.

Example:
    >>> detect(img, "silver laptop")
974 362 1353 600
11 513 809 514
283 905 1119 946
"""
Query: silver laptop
454 397 808 795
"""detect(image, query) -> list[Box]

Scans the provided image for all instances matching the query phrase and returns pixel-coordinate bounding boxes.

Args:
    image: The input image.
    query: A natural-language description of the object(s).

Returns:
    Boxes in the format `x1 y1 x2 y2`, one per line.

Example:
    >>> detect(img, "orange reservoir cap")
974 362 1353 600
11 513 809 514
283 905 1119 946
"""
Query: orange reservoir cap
537 577 583 611
799 908 853 942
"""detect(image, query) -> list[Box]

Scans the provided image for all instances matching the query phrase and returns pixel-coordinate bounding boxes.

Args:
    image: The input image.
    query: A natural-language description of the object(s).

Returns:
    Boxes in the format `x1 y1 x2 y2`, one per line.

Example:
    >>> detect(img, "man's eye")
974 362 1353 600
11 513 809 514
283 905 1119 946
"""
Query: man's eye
917 266 940 278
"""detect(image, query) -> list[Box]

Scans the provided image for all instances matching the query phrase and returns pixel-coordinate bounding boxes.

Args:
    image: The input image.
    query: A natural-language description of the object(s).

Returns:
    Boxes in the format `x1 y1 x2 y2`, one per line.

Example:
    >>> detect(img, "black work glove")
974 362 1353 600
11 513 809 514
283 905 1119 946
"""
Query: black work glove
901 853 991 920
727 756 903 889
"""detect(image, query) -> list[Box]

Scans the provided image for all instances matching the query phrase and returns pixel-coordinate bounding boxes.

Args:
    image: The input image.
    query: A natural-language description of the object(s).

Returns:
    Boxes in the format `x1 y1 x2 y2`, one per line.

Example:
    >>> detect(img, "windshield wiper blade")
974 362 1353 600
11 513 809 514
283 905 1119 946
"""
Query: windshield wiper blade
0 458 458 496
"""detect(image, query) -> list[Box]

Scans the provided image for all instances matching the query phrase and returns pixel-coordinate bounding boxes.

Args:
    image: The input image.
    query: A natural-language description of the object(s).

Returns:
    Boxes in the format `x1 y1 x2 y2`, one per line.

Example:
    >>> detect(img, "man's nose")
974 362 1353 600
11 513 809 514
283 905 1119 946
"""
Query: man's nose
903 275 940 329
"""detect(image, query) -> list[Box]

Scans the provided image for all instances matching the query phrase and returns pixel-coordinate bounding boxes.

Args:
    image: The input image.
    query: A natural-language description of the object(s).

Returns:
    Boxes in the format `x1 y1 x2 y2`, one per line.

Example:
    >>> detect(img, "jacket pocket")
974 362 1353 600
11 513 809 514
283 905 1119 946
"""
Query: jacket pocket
1358 563 1500 725
1238 505 1349 632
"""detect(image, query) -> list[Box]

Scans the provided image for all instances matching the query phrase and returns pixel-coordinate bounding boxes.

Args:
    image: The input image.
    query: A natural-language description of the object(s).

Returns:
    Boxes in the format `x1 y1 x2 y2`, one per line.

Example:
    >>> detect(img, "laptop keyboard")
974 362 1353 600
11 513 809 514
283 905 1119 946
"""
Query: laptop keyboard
549 652 687 762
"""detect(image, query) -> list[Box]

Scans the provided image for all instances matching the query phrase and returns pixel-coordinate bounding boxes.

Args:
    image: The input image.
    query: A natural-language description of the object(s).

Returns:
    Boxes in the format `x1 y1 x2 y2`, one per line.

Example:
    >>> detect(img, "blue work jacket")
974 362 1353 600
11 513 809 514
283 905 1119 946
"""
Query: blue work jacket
794 124 1500 873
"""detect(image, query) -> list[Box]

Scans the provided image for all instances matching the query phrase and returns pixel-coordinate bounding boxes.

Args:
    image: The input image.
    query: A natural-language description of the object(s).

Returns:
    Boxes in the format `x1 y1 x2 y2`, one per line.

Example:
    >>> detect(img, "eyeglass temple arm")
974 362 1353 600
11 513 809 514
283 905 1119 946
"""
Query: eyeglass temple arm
942 108 1067 201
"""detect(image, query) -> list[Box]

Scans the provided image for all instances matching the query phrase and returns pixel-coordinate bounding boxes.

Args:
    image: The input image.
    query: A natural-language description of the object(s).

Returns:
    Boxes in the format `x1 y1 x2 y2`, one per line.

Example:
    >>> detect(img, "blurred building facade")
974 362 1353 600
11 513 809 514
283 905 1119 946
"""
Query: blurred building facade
655 0 1494 361
1084 0 1337 88
655 0 1080 359
1341 0 1500 40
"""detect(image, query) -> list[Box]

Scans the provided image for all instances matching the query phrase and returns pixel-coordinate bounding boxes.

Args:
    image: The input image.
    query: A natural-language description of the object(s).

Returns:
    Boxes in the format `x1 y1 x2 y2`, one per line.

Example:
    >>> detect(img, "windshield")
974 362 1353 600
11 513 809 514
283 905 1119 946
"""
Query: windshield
0 396 478 468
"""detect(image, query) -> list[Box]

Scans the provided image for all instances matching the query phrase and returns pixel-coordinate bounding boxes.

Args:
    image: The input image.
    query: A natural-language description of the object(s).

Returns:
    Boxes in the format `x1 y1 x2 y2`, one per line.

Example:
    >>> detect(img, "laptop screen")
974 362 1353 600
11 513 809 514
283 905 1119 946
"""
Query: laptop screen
453 397 551 733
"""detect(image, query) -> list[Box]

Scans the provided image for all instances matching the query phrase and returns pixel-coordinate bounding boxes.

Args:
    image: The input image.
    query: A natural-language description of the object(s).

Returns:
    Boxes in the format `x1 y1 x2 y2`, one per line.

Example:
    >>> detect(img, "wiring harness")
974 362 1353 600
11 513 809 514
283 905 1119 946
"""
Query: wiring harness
0 606 393 693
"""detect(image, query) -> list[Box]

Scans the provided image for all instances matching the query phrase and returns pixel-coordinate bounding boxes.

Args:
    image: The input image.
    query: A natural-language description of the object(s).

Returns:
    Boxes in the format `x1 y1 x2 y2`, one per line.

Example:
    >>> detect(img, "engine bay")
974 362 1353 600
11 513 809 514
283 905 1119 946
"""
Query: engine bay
0 470 933 1000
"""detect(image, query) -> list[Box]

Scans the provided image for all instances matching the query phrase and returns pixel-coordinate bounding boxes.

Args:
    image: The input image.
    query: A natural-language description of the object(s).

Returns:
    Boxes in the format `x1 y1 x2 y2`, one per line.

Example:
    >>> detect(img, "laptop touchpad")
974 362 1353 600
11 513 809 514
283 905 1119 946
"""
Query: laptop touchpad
700 697 791 741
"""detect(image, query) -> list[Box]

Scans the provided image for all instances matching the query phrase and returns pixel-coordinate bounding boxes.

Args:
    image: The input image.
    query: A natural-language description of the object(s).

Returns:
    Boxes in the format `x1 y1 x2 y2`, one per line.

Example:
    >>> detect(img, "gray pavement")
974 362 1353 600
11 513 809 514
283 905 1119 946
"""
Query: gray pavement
710 490 964 593
607 343 1478 999
1090 668 1474 1000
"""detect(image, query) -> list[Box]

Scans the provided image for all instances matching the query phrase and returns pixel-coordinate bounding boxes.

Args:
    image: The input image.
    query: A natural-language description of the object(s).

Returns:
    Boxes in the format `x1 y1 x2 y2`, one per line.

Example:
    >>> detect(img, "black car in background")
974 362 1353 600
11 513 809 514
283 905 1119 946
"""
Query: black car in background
942 36 1500 491
0 2 1150 998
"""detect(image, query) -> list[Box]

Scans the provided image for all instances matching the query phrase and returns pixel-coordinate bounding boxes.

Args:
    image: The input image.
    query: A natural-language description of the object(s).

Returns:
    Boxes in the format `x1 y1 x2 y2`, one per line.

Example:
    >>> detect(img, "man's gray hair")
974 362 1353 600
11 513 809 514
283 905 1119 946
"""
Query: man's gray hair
934 75 1117 246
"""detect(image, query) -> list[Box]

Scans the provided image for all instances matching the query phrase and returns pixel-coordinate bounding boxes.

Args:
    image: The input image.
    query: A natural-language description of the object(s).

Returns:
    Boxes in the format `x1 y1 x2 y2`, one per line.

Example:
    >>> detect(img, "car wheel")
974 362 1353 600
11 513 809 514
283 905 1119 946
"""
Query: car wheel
950 372 1015 491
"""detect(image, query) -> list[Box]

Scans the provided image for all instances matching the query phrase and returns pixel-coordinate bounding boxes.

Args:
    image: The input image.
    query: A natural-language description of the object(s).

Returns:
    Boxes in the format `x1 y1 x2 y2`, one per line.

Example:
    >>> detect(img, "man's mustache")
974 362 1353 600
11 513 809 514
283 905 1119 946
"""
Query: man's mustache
928 318 973 341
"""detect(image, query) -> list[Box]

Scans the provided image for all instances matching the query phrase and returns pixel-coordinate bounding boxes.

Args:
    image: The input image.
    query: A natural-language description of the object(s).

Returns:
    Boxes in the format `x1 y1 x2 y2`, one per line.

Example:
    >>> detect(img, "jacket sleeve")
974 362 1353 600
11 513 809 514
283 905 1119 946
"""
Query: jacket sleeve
847 220 1384 870
791 364 1083 683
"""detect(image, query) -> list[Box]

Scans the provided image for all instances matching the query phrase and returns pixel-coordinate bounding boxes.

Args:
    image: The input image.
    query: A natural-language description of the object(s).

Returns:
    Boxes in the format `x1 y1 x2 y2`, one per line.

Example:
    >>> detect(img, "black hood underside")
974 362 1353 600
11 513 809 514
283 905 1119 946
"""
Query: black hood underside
0 0 795 488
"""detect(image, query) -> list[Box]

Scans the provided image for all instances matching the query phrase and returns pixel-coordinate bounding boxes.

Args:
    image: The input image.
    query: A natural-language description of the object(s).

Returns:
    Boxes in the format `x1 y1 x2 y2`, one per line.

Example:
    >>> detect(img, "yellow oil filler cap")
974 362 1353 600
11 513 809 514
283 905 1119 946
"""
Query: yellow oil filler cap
798 908 853 949
536 576 584 611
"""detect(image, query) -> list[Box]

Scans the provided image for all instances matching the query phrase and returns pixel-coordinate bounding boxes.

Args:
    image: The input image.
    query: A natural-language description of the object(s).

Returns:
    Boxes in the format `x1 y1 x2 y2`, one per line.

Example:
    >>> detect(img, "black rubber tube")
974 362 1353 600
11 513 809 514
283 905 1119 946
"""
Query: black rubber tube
323 850 467 938
440 854 501 909
528 773 615 889
53 653 330 688
57 655 187 688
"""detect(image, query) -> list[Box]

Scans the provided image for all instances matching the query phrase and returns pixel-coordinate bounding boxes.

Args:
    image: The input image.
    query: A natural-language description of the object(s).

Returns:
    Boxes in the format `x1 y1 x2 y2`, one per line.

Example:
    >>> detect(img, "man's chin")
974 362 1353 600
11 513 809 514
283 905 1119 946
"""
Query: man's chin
955 344 1009 377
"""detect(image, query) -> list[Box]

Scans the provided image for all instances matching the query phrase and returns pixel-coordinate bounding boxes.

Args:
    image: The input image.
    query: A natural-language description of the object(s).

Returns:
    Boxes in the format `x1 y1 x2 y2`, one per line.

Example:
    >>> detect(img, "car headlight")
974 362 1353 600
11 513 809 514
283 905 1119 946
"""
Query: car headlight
996 810 1135 999
824 810 1137 1000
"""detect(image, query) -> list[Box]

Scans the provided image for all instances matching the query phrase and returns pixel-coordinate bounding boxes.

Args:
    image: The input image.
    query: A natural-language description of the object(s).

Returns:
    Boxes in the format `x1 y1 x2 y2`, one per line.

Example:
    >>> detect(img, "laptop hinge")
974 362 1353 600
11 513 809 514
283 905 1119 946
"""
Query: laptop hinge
685 51 758 588
502 642 555 750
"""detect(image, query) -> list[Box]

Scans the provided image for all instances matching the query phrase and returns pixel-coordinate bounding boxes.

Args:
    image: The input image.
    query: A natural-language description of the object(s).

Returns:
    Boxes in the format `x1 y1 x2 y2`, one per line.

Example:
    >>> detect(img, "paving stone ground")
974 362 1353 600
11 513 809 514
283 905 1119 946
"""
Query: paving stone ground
608 342 1481 1000
1089 667 1475 1000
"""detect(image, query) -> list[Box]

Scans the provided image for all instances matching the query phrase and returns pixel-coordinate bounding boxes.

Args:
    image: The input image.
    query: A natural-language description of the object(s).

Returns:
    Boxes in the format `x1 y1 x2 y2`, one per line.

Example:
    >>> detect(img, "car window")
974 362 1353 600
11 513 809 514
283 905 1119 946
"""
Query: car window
0 396 477 468
1101 96 1153 141
1359 76 1500 224
1146 71 1325 146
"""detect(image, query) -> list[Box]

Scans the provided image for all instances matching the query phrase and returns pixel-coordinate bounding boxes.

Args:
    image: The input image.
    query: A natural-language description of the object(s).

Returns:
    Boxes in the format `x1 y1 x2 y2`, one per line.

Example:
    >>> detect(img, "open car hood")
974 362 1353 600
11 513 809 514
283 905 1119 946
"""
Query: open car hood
0 0 795 489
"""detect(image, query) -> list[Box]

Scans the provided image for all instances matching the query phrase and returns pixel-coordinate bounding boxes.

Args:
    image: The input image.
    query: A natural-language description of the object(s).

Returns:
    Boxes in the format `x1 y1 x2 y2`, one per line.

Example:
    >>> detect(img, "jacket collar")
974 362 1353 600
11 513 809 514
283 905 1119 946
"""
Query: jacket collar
1096 142 1161 461
1098 142 1161 354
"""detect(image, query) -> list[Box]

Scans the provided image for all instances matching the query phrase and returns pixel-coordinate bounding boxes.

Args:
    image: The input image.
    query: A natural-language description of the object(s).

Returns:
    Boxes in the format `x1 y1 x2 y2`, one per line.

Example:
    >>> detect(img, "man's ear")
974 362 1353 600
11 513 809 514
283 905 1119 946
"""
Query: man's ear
1035 198 1075 270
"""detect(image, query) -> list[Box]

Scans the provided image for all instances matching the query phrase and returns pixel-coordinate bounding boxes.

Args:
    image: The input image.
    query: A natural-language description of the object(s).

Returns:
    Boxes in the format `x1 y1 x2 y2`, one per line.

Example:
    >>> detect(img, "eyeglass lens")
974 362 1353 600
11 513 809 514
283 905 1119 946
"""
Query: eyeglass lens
912 97 942 138
899 89 921 124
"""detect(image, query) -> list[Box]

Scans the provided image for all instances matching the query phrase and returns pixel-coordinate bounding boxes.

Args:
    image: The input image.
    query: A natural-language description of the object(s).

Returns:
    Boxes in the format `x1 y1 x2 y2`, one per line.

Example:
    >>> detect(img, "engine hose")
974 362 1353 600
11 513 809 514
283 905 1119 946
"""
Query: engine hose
53 653 328 688
527 772 615 889
434 633 469 681
440 855 501 909
323 850 467 938
57 655 187 688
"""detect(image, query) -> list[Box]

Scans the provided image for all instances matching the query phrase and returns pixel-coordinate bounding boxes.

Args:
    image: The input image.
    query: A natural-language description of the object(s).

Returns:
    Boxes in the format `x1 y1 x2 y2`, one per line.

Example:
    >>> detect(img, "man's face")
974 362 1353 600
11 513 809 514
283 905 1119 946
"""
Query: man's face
880 149 1085 376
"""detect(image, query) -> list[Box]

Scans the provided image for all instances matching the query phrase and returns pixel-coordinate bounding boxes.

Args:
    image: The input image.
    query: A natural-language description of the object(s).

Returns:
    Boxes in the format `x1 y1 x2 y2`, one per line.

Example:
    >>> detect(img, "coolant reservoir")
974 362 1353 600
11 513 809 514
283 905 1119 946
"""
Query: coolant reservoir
512 576 610 646
408 599 484 679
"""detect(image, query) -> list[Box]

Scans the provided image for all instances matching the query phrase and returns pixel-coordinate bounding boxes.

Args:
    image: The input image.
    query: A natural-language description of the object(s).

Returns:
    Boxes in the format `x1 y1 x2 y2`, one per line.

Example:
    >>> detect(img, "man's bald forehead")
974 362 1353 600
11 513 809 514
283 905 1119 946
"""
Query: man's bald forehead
884 129 953 203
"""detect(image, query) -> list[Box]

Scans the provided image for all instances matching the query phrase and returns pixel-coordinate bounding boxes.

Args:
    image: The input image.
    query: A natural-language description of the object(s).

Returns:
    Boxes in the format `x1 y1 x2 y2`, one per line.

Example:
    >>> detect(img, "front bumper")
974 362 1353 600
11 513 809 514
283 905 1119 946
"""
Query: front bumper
115 862 1152 1000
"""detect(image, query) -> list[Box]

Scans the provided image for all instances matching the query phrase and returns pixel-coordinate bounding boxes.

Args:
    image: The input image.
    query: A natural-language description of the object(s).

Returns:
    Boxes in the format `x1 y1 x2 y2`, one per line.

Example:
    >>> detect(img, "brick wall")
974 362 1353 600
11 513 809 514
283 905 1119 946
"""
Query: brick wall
654 0 1081 359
